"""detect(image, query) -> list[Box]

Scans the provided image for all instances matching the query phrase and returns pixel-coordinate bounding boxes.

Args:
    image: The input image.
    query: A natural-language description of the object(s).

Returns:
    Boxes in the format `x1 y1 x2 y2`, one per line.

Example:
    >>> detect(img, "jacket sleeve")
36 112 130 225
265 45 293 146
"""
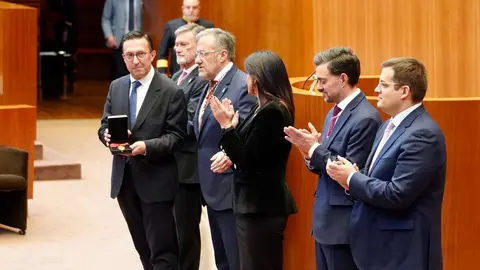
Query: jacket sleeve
101 0 114 39
157 22 172 74
98 82 114 146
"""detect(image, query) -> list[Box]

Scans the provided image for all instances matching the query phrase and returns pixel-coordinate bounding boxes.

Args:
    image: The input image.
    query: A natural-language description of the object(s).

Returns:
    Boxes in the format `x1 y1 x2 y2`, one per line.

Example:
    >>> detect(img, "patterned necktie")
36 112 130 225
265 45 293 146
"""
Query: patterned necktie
326 105 342 137
128 0 135 31
129 80 142 128
369 121 396 173
177 70 189 86
198 80 219 129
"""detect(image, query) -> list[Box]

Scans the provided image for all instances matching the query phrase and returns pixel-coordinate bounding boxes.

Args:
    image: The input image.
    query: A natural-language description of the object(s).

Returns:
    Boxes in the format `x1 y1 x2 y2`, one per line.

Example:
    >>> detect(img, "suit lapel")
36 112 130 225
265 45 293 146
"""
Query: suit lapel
131 73 162 131
122 77 131 126
198 66 238 137
365 123 388 175
171 70 181 82
369 105 426 174
193 83 209 138
325 93 366 149
180 68 199 88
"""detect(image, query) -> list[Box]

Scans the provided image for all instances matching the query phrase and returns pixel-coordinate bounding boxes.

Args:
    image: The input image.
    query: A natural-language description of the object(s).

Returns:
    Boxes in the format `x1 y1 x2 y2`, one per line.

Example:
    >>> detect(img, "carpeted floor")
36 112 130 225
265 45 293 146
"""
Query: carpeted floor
0 119 216 270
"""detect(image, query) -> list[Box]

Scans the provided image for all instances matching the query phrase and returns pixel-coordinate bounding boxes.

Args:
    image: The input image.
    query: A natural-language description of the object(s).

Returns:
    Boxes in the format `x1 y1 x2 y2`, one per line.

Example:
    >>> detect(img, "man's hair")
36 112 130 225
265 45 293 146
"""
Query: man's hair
174 24 206 37
381 57 428 102
313 47 361 86
196 28 236 61
122 31 154 51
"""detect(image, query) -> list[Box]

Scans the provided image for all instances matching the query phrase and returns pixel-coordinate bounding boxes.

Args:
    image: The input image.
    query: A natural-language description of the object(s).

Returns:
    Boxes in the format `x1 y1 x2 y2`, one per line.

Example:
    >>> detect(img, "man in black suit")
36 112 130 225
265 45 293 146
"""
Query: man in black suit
98 31 187 270
170 24 208 270
157 0 214 76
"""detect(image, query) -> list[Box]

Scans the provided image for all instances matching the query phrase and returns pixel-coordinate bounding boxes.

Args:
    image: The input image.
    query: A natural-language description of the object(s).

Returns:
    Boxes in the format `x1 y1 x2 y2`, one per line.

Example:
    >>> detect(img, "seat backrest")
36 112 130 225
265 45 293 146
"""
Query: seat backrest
0 146 28 179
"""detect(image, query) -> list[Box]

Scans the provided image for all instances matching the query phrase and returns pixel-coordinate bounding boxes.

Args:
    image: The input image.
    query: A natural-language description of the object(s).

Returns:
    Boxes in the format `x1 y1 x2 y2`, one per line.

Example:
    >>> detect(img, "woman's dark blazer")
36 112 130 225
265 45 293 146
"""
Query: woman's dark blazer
219 100 298 216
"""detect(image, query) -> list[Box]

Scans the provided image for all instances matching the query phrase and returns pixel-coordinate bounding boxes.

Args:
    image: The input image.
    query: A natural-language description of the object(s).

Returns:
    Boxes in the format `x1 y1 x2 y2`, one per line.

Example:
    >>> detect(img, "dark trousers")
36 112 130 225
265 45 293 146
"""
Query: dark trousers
207 206 240 270
112 47 129 79
117 165 179 270
173 183 202 270
236 214 288 270
315 242 358 270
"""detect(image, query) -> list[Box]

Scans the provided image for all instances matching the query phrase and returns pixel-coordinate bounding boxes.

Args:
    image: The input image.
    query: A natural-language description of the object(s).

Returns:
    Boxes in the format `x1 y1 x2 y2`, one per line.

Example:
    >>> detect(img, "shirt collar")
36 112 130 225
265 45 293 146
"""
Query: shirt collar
336 88 361 111
214 62 233 82
183 64 198 75
390 102 423 128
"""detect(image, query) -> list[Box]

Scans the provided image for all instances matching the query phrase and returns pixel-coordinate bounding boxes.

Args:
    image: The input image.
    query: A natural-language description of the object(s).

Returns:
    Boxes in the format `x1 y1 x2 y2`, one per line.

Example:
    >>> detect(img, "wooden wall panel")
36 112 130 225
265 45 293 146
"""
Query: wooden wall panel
423 99 480 270
3 0 40 9
0 105 36 199
287 77 480 269
312 0 480 98
0 1 38 107
144 0 315 77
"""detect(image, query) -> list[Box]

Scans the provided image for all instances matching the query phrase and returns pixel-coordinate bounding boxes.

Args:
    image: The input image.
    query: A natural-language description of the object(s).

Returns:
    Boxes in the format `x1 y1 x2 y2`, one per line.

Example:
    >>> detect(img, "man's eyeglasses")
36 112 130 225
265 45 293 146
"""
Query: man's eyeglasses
195 50 221 59
123 51 151 61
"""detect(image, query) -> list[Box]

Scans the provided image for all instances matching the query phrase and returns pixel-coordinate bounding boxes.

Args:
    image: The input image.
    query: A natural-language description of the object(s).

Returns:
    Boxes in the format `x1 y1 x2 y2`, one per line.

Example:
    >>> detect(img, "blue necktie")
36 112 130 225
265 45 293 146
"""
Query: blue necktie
130 81 141 128
128 0 135 31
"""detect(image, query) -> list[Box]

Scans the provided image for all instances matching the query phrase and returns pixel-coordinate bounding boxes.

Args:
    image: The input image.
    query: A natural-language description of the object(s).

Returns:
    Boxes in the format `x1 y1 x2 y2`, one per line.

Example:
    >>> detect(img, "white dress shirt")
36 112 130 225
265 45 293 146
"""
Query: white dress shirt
129 65 154 117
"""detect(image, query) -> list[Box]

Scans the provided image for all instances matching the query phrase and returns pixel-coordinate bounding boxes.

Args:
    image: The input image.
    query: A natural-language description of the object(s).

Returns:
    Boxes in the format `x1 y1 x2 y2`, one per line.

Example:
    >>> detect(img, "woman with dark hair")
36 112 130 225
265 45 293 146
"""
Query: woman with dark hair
209 50 297 270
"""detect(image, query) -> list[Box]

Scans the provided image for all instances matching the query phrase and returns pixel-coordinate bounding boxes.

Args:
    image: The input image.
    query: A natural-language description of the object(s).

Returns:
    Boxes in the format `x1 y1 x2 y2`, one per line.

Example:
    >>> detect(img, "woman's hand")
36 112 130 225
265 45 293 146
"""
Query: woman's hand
210 96 239 128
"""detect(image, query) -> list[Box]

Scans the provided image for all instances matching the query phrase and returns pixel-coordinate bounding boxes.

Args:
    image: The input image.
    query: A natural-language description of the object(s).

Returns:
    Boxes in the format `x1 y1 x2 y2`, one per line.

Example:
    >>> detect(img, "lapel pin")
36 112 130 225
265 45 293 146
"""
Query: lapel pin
222 88 226 93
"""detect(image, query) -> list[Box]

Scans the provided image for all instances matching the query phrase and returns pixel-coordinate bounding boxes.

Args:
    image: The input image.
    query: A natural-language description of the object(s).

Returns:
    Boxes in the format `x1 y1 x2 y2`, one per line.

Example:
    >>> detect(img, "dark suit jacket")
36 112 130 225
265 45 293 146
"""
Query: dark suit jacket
349 105 446 270
158 18 214 76
171 67 207 184
98 71 187 203
193 65 257 211
309 92 381 245
219 101 297 215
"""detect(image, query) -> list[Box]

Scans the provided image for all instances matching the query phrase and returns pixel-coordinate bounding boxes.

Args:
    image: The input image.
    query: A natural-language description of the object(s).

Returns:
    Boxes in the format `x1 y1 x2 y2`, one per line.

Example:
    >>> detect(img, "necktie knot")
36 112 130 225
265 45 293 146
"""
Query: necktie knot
131 80 142 92
332 105 342 117
177 70 189 85
384 121 395 136
326 105 342 137
209 80 218 88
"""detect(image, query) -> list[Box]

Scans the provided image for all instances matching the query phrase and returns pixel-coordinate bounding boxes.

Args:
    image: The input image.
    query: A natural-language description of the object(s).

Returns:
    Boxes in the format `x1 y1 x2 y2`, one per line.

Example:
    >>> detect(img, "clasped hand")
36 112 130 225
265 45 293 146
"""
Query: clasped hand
326 156 359 190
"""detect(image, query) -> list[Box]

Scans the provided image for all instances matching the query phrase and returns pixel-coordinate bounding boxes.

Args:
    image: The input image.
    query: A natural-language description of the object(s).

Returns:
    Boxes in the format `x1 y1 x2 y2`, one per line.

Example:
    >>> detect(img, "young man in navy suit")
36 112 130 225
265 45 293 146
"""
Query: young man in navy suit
285 47 381 270
327 57 447 270
193 28 256 270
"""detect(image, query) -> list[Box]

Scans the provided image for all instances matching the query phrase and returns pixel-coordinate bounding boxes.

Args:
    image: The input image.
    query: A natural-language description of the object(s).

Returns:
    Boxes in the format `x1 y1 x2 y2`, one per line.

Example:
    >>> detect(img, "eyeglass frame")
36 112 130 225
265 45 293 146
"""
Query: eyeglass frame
122 51 153 61
194 49 223 59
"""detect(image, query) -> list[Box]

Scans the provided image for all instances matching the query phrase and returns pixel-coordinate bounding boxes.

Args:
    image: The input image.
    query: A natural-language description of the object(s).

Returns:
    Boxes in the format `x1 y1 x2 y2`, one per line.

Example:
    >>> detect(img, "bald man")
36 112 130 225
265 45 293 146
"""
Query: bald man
157 0 214 76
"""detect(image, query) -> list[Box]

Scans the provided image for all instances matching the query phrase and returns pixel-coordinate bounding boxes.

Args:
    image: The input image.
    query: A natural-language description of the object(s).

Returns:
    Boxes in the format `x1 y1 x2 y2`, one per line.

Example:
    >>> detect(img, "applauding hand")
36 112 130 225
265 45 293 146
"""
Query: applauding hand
210 96 239 129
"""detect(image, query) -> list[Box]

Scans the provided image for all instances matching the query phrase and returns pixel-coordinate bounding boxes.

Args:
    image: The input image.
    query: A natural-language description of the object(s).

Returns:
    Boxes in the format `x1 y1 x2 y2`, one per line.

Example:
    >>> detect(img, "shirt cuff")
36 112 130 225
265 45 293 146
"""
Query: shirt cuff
347 171 356 186
308 143 321 159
